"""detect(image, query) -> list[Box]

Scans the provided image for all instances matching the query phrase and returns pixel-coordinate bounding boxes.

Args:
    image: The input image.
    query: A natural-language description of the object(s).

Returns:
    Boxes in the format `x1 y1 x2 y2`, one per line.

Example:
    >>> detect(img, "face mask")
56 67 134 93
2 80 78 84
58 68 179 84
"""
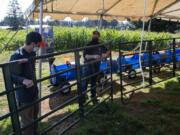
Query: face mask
92 37 99 42
33 46 39 52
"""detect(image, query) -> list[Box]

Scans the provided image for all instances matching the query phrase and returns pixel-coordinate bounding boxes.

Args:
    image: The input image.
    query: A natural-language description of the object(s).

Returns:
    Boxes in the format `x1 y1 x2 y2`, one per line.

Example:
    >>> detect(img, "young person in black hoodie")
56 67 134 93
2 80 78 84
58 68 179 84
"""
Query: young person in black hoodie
10 32 44 135
82 31 110 104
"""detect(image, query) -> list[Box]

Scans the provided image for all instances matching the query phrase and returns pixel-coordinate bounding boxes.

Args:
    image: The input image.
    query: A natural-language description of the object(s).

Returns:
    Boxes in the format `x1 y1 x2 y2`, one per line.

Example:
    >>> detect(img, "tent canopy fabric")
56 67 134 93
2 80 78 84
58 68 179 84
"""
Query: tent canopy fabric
31 0 180 21
156 0 180 20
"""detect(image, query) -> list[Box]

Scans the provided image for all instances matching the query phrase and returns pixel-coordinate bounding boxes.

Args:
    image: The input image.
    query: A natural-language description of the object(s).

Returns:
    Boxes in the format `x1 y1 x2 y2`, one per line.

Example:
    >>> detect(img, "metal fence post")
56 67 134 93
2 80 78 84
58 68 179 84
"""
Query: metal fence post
118 44 123 98
172 38 176 77
2 64 22 135
74 51 84 118
148 41 153 85
109 43 114 101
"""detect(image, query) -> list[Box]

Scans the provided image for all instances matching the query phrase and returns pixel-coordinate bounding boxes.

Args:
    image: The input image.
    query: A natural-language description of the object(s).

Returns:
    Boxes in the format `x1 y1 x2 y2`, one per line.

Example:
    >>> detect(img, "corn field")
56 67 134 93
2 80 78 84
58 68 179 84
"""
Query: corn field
0 26 172 51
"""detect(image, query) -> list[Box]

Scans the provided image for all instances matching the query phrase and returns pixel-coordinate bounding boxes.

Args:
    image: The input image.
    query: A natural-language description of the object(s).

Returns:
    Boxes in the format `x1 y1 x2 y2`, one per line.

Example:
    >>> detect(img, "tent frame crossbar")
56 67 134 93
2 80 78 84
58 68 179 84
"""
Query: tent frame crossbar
33 10 149 19
153 0 180 17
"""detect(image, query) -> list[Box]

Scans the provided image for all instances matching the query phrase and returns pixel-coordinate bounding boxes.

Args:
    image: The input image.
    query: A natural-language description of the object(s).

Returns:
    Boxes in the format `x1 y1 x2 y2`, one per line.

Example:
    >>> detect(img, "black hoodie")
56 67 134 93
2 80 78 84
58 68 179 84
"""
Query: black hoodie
83 39 108 63
10 47 38 103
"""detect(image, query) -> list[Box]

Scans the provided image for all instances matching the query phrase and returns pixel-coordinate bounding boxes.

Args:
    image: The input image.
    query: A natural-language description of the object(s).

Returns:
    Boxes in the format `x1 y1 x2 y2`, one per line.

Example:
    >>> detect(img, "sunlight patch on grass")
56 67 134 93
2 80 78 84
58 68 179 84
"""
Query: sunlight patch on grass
0 118 12 135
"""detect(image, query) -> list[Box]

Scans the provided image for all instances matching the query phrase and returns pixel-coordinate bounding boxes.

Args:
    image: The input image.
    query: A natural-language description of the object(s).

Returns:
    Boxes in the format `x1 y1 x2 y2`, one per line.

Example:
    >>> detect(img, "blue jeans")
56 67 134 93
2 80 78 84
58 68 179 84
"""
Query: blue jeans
81 63 100 100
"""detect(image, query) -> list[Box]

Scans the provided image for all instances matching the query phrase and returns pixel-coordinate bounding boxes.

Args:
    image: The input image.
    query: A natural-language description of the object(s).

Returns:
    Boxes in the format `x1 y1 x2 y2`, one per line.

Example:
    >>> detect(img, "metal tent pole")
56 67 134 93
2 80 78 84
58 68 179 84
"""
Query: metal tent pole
145 18 152 51
99 15 103 29
38 0 43 116
148 18 152 31
98 0 105 29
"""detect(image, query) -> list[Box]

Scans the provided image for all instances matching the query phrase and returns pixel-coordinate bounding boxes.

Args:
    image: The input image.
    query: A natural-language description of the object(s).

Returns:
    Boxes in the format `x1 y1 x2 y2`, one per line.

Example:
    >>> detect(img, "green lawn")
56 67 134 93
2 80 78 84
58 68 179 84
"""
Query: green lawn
68 77 180 135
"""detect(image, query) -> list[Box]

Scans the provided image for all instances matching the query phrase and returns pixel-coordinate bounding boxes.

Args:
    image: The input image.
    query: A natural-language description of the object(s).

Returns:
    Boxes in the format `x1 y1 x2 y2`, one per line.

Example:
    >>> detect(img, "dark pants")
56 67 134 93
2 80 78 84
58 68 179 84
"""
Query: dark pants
18 101 39 135
82 63 100 101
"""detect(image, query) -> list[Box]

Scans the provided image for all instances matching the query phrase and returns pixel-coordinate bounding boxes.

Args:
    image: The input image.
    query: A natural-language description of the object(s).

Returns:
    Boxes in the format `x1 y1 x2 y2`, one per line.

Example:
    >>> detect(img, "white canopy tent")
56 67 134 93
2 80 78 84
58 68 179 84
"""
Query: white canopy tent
28 0 180 21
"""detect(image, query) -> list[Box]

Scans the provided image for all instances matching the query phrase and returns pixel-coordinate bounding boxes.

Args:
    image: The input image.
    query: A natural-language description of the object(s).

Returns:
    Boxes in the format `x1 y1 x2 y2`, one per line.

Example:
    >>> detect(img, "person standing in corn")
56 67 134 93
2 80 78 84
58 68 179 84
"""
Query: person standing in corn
82 31 110 104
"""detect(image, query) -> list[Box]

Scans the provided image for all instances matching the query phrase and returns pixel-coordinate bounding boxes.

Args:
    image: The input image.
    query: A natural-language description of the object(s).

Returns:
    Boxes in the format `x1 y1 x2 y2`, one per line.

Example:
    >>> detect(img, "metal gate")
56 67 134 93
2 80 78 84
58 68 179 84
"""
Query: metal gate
0 43 113 135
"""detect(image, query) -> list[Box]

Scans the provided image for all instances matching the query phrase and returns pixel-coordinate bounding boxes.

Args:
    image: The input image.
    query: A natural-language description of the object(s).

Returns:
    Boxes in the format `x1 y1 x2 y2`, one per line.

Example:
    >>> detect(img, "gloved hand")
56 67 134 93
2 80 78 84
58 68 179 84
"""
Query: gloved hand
23 79 34 88
93 55 101 59
85 54 101 60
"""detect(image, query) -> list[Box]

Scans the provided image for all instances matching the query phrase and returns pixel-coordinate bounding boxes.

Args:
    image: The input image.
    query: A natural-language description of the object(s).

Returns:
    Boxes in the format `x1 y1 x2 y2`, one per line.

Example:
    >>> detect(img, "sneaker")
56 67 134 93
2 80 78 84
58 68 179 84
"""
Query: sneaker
92 98 99 105
81 95 88 105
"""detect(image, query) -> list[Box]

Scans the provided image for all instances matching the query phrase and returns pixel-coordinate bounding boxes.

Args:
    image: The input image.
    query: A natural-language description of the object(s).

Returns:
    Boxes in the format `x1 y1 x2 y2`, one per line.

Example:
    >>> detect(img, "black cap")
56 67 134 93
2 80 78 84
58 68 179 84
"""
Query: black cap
26 32 42 45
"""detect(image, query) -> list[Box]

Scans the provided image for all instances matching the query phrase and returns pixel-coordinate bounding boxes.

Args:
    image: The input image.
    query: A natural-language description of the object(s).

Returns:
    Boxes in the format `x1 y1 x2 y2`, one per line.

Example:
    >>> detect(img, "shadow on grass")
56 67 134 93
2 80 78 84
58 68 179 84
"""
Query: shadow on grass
49 87 78 110
67 77 180 135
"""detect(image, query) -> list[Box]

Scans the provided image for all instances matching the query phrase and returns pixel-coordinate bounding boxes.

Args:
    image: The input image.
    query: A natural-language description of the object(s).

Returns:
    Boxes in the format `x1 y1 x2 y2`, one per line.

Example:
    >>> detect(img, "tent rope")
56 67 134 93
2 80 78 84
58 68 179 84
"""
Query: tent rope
139 0 147 87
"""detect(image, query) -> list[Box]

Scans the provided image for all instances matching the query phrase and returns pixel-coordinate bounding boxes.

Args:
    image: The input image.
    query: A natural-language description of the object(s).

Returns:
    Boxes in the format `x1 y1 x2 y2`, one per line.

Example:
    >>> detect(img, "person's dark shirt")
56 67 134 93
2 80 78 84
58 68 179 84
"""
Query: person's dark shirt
10 47 38 103
83 39 108 63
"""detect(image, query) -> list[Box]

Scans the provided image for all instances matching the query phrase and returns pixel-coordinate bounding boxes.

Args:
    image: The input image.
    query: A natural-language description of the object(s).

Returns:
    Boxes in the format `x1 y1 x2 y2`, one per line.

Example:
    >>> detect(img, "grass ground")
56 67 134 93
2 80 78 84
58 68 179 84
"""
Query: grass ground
0 51 180 135
68 77 180 135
